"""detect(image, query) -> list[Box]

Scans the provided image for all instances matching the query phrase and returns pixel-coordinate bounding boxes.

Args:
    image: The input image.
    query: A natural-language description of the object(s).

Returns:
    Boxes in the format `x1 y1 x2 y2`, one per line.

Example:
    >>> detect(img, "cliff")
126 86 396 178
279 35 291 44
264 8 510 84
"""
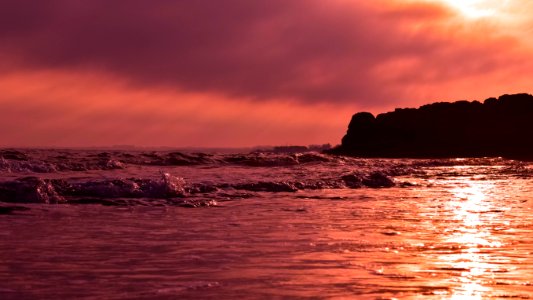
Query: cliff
332 93 533 159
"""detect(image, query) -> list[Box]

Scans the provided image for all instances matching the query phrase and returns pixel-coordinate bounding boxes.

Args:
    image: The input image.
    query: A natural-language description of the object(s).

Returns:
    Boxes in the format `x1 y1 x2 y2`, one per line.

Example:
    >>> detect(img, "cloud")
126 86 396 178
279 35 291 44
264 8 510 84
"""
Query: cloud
1 0 531 109
1 0 533 147
0 70 352 147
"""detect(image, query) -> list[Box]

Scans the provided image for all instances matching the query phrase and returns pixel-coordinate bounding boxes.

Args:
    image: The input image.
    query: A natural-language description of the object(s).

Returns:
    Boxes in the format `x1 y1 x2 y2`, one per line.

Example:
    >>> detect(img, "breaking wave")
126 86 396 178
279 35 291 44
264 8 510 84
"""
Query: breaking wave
0 149 531 207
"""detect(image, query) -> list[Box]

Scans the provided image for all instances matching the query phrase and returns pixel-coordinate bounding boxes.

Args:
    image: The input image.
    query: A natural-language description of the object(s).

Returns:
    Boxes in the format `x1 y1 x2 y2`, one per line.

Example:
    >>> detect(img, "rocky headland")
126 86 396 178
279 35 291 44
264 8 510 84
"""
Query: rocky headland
331 93 533 159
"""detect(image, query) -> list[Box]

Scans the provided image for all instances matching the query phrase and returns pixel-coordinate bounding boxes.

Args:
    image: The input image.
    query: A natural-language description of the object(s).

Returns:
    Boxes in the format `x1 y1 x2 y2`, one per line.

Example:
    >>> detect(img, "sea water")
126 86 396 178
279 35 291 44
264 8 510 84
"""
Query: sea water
0 149 532 299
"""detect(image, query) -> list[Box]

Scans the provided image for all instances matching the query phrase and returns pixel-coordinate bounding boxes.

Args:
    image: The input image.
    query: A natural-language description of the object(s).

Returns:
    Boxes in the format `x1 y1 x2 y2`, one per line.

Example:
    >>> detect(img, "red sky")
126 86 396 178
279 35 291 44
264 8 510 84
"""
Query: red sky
1 0 532 147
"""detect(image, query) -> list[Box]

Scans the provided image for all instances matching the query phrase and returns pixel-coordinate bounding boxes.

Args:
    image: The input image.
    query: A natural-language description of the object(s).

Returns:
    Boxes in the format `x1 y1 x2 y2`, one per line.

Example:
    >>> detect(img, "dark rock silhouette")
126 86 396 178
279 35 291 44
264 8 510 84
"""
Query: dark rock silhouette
331 93 533 159
0 150 28 161
0 177 65 204
342 171 395 188
0 206 30 215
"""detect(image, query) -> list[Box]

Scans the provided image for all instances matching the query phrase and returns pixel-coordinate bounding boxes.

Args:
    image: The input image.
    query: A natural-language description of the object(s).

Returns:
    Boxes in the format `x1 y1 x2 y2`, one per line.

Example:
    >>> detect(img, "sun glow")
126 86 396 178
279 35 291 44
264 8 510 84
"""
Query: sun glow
439 0 509 18
440 181 505 299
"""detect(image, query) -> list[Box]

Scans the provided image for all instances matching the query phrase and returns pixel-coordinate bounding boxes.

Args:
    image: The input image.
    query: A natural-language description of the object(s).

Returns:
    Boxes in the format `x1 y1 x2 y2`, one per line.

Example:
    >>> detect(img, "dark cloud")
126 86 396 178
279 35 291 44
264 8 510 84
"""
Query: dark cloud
0 0 525 106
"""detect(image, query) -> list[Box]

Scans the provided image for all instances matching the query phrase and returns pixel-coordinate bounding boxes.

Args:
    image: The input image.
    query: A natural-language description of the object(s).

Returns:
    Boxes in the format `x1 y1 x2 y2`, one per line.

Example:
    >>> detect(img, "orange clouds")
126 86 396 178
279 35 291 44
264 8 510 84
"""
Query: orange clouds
0 70 353 147
0 0 532 147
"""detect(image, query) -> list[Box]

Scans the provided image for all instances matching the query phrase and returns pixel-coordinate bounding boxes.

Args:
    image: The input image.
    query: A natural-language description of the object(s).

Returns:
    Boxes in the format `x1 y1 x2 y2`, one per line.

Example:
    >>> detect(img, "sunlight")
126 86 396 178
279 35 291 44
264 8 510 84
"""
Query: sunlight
450 183 488 227
441 181 503 299
438 0 510 18
450 281 489 300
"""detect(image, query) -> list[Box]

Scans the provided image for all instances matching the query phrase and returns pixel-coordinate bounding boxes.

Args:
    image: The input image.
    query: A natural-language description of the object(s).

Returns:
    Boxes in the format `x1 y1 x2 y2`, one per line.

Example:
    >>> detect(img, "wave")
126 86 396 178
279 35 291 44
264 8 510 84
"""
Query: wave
0 149 530 208
2 149 529 174
0 150 341 172
0 171 400 207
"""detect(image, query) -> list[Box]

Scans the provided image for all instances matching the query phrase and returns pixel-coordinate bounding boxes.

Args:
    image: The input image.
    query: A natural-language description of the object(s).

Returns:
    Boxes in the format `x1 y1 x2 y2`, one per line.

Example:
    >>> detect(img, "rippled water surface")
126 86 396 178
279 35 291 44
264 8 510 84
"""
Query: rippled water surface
0 149 532 299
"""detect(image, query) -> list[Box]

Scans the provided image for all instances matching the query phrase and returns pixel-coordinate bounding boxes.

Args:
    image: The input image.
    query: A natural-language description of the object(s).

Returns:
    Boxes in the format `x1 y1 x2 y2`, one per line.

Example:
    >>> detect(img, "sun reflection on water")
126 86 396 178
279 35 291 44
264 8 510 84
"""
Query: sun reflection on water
440 180 503 299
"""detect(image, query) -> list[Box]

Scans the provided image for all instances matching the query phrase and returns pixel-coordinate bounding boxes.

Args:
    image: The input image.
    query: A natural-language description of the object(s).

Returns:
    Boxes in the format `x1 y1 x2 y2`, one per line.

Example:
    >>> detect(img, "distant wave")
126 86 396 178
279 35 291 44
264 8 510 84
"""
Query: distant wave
0 149 521 173
0 149 339 172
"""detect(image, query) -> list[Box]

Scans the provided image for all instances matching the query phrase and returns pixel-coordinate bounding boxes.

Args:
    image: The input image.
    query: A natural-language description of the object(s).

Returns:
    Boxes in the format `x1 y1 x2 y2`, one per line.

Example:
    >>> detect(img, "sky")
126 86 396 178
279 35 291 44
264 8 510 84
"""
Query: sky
1 0 532 148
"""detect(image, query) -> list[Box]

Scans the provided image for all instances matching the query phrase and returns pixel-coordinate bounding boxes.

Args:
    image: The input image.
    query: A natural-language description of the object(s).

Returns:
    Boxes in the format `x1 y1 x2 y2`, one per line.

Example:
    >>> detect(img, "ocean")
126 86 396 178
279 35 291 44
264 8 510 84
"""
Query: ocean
1 149 532 299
